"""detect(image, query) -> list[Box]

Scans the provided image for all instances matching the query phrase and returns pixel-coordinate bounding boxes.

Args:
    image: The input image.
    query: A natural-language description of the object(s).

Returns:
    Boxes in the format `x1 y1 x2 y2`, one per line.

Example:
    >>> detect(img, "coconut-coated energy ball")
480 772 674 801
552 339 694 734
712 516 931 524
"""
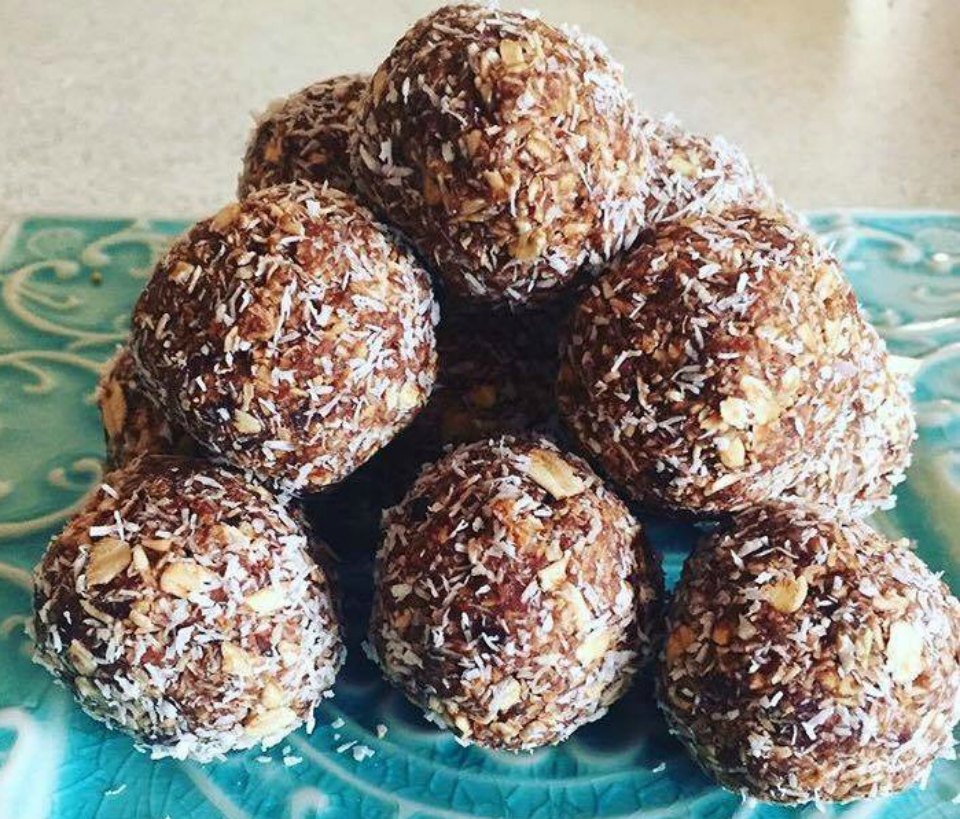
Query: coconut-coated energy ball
346 303 565 525
238 74 368 197
131 182 438 494
641 115 774 226
658 507 960 804
558 208 915 516
32 456 345 762
406 304 561 453
97 345 199 468
351 4 647 307
370 436 663 750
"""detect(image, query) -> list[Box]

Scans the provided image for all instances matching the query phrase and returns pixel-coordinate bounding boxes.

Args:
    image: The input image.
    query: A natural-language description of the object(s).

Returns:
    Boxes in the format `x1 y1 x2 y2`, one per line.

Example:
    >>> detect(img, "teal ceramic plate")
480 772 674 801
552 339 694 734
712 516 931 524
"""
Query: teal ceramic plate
0 212 958 819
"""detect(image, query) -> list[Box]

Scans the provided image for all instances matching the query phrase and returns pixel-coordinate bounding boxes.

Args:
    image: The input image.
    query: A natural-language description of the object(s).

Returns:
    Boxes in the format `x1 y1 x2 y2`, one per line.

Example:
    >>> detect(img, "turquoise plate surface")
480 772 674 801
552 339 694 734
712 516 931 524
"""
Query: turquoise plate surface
0 212 958 819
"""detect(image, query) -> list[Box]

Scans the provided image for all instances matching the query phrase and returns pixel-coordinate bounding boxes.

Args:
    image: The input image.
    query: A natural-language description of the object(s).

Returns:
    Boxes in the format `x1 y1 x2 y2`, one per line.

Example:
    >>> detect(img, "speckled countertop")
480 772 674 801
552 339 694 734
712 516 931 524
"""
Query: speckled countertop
1 0 958 219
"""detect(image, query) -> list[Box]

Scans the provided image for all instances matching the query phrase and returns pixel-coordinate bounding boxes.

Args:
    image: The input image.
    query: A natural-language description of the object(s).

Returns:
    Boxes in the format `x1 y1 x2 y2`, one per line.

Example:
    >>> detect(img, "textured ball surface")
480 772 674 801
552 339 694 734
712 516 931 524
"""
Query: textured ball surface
658 507 960 803
351 4 646 306
641 115 773 226
131 182 438 493
558 208 915 515
97 345 198 468
370 436 662 750
32 456 345 762
406 304 561 454
239 74 367 197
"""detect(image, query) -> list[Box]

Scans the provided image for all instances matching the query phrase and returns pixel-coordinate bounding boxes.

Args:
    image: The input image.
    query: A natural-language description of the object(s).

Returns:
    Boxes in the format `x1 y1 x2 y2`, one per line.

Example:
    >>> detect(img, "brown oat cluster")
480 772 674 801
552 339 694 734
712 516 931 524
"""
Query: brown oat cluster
32 456 345 762
658 507 960 803
350 4 647 306
238 74 368 197
558 207 915 515
641 115 774 226
97 345 199 468
370 436 663 750
131 181 438 494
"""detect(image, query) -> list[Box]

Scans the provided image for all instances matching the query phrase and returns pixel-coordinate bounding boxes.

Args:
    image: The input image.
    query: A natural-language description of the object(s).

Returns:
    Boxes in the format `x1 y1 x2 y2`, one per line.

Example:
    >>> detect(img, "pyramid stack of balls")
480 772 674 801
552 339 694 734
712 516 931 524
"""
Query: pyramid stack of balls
30 2 959 805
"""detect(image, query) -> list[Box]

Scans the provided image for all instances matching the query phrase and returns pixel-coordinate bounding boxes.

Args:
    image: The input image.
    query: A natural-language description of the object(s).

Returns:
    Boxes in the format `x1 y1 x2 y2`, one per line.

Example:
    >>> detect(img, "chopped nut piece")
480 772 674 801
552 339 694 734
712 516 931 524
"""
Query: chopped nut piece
498 39 525 68
510 228 547 262
886 620 924 684
492 677 522 713
244 706 298 738
370 69 387 102
216 524 251 548
245 585 287 614
453 714 472 736
87 538 132 586
463 129 483 156
80 598 113 623
128 600 155 632
277 640 300 666
261 679 285 708
221 642 257 676
159 561 215 598
666 153 698 177
233 410 263 435
524 134 552 162
538 554 569 591
666 625 694 662
712 621 733 645
719 397 751 429
68 640 97 675
560 585 593 631
131 544 150 575
396 382 421 412
210 202 242 231
576 629 611 664
168 260 194 282
526 449 585 499
100 381 127 439
142 537 173 553
763 575 809 613
717 434 746 469
740 376 780 425
483 170 506 193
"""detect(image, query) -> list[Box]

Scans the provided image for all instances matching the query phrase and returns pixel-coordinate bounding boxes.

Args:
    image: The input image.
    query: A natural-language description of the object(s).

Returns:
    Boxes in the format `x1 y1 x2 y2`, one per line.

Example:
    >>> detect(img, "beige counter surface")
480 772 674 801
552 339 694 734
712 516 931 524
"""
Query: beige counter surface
1 0 958 219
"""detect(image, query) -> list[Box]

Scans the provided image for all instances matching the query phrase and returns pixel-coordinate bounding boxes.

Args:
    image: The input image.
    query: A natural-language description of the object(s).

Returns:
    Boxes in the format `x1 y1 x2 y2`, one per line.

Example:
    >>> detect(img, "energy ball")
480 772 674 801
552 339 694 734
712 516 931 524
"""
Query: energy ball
641 115 774 226
238 74 368 197
351 4 647 307
349 303 565 522
97 345 199 468
131 182 439 494
370 437 662 750
658 507 960 804
32 456 345 762
558 208 915 516
407 304 561 453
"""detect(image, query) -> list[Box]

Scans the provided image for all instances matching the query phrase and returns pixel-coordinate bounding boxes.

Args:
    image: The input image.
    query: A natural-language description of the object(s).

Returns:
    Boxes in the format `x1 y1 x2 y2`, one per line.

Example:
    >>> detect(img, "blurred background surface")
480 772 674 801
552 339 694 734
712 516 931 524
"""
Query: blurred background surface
0 0 958 217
